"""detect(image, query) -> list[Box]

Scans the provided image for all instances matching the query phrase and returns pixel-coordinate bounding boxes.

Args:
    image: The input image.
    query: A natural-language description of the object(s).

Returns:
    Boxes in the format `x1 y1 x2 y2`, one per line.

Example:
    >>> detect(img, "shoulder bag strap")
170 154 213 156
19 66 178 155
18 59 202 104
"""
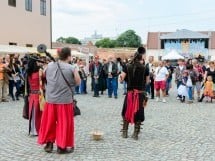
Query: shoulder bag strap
56 62 74 99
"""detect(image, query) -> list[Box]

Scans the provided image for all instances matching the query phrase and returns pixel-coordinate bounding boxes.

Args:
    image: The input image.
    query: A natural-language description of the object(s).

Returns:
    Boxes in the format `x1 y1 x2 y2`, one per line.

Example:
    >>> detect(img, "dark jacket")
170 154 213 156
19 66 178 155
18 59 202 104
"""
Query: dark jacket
103 61 118 77
90 62 103 78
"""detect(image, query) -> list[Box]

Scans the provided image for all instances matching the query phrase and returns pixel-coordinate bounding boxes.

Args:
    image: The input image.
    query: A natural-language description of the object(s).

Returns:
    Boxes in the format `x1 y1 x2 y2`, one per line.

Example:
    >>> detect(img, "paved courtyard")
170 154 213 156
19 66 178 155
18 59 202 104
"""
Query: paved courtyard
0 85 215 161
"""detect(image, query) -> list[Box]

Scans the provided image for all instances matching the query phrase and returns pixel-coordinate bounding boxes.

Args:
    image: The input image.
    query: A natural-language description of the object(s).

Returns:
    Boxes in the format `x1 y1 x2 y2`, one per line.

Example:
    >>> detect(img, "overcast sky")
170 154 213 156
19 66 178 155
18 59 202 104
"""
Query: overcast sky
52 0 215 43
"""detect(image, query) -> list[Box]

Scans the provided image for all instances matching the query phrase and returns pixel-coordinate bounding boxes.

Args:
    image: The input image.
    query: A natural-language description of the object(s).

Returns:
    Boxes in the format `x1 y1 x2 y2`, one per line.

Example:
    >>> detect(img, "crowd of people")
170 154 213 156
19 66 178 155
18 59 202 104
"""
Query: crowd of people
145 57 215 103
0 54 27 102
1 47 215 154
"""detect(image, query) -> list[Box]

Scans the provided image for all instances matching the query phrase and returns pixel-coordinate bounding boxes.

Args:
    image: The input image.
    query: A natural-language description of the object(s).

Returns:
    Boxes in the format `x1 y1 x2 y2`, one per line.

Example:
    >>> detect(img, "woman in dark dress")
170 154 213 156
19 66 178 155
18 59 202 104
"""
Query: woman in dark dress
119 47 149 140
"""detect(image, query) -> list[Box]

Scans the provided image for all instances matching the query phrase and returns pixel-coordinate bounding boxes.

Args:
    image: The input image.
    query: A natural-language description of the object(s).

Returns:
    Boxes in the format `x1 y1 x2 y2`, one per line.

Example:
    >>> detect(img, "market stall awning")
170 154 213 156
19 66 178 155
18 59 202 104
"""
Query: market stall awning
162 50 184 60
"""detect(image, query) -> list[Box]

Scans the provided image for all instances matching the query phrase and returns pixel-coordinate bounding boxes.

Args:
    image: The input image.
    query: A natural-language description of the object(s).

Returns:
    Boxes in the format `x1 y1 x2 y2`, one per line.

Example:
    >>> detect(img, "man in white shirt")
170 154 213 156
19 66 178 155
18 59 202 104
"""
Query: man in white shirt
154 61 169 103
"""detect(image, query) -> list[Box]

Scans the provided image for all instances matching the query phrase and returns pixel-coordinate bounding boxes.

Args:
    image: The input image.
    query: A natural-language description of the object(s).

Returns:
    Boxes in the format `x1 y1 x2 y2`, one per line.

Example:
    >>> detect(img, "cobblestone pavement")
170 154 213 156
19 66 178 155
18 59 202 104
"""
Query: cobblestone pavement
0 85 215 161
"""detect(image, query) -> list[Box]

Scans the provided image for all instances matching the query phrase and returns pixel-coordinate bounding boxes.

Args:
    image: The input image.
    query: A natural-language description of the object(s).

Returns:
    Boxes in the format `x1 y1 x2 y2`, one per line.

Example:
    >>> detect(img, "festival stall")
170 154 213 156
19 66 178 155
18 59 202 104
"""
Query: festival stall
162 50 184 60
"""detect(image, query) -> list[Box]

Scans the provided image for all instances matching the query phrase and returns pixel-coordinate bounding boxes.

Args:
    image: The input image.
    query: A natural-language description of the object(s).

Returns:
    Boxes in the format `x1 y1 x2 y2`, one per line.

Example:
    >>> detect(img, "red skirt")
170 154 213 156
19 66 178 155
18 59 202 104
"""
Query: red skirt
38 102 74 149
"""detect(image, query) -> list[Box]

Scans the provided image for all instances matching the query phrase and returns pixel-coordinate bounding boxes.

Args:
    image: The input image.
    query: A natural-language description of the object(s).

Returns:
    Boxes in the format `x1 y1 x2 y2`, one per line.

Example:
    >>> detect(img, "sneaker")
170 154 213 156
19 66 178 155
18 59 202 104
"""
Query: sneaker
162 99 166 103
176 96 180 100
156 97 159 102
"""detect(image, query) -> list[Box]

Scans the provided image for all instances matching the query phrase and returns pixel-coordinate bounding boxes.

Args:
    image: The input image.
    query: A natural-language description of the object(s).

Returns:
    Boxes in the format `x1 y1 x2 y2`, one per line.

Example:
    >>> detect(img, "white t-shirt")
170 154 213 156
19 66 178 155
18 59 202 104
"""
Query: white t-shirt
155 66 169 81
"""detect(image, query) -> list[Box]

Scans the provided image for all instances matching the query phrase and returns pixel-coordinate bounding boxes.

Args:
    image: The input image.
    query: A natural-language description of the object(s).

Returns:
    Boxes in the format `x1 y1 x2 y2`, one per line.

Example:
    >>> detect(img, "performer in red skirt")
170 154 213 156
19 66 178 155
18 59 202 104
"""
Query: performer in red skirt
38 47 81 154
27 57 43 136
119 47 149 140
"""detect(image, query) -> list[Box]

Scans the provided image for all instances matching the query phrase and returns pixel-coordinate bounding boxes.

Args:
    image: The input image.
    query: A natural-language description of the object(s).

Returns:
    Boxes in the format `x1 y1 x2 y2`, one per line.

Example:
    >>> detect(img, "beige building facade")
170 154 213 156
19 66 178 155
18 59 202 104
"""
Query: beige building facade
0 0 51 48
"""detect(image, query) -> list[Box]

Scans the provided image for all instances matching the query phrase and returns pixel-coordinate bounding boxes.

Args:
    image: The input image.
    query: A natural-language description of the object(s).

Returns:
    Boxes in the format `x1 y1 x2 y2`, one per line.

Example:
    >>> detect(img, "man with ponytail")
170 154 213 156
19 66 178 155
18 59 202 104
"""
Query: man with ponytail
119 47 149 140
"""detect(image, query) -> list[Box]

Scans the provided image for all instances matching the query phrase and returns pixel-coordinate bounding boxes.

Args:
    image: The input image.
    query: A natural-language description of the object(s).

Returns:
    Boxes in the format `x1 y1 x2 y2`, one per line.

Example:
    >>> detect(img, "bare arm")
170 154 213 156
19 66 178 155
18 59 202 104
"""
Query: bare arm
119 71 126 83
203 71 207 82
146 76 150 84
73 69 81 86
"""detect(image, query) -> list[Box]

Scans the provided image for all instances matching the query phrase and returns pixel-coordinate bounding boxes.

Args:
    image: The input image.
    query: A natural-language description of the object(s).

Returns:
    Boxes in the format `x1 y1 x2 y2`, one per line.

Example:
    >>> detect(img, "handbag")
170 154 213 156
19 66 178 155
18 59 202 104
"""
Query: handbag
73 99 81 116
57 62 81 116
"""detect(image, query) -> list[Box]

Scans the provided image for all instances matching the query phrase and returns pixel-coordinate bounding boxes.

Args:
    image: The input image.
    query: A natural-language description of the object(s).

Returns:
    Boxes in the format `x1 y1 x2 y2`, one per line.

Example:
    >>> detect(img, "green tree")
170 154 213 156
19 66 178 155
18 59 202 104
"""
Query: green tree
116 30 142 48
56 37 81 44
95 38 116 48
56 37 66 43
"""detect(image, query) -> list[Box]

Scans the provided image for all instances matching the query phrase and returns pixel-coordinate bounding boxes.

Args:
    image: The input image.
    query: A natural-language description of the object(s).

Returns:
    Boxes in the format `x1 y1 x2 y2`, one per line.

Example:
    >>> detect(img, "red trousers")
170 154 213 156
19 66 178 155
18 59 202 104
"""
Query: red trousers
38 102 74 149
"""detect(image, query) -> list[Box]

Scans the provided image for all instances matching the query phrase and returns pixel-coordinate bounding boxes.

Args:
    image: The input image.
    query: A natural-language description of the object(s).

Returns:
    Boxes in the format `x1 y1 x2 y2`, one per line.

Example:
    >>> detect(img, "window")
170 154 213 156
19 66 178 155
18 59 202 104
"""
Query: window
26 44 33 47
25 0 32 11
40 0 46 16
9 42 17 45
8 0 16 7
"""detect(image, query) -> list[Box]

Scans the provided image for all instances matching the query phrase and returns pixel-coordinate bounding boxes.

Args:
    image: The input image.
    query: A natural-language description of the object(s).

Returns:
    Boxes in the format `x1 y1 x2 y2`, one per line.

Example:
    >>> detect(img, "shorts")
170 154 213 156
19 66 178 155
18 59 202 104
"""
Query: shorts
154 81 166 90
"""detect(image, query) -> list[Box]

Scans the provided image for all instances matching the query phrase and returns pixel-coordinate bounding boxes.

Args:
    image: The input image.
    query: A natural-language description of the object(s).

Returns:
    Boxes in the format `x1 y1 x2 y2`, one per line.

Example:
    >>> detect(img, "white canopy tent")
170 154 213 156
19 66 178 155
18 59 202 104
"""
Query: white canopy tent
162 50 184 60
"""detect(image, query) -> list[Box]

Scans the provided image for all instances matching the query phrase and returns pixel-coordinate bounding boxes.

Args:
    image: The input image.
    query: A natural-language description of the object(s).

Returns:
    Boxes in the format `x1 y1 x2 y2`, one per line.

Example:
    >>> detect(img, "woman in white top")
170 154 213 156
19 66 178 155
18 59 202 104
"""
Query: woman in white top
154 61 169 103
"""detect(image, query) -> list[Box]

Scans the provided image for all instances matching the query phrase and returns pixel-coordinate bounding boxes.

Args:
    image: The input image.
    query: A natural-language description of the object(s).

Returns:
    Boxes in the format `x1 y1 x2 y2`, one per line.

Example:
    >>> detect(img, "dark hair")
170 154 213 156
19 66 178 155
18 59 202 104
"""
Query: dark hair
26 57 40 75
116 57 121 62
186 64 193 70
133 47 146 63
58 47 71 61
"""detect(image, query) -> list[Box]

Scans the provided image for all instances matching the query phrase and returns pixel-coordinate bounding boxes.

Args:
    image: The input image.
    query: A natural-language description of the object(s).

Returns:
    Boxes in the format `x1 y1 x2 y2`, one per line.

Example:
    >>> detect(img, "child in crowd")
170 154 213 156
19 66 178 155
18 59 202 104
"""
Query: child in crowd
204 76 214 102
178 70 189 103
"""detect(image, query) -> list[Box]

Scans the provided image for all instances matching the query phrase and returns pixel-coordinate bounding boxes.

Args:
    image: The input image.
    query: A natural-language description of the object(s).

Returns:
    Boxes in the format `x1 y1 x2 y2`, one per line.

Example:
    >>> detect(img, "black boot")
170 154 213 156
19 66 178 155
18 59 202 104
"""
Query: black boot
132 122 141 140
57 147 74 154
198 94 205 102
121 119 129 138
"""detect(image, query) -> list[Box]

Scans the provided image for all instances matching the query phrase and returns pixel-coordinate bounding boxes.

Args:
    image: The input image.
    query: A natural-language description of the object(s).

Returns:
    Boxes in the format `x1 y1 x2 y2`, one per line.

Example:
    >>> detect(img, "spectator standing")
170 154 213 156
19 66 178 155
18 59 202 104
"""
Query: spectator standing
90 55 103 97
104 56 118 98
0 57 8 102
192 59 204 100
165 60 174 96
146 56 155 99
154 61 169 103
175 59 186 99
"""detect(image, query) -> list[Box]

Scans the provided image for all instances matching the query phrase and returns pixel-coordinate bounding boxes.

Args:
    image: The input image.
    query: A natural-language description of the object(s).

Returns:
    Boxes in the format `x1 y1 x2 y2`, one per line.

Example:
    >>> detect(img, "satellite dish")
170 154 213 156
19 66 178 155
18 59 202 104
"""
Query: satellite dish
37 44 47 53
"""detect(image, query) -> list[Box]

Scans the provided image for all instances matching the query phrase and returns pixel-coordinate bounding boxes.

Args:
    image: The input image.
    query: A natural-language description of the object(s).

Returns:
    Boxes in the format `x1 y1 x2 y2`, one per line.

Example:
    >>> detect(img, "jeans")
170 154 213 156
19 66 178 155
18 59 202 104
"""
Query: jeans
123 81 127 94
9 80 21 100
80 79 87 94
116 75 119 90
187 87 193 100
75 86 80 94
93 78 99 96
107 77 117 97
166 78 172 95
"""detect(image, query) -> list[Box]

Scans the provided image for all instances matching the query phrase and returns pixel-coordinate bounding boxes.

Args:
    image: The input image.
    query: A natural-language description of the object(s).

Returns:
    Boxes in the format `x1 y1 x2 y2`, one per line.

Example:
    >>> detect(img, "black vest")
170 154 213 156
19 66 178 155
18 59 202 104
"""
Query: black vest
126 63 146 91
